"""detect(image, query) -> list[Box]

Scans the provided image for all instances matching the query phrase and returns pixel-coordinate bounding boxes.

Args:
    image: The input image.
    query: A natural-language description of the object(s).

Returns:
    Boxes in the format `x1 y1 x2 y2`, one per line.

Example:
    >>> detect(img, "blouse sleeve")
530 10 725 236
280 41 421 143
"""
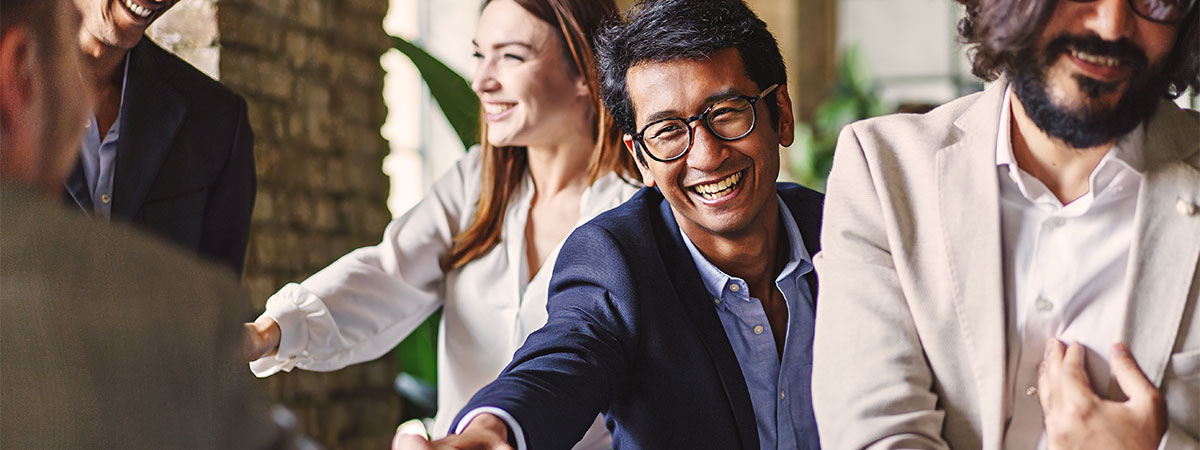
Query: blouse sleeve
250 147 483 376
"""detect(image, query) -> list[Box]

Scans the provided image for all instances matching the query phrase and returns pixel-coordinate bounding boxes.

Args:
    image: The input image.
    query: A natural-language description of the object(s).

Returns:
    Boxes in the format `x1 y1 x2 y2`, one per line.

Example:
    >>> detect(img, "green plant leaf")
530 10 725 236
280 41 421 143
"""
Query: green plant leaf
392 35 480 150
786 43 888 191
395 311 440 387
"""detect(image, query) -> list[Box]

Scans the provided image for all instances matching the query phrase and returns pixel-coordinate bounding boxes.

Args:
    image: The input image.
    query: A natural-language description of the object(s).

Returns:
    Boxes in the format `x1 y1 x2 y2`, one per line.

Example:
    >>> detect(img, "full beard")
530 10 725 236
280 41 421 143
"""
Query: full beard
1009 34 1166 149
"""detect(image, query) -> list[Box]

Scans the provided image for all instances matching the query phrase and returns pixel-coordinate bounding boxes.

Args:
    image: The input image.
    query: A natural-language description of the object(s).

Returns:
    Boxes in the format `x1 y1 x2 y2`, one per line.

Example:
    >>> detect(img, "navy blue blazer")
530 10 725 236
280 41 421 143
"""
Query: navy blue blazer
66 37 255 277
454 183 824 449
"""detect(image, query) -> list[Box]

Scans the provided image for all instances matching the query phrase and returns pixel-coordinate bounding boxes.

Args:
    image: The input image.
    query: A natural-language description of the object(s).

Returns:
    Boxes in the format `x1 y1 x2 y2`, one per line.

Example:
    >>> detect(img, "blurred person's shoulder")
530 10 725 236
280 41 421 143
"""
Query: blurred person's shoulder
0 183 277 450
1 182 246 303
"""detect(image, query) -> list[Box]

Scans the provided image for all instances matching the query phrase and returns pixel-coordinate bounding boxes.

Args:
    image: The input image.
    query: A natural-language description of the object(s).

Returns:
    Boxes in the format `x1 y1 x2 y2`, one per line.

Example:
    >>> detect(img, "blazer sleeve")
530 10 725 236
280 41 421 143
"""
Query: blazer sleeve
198 95 255 277
452 223 637 450
811 125 950 450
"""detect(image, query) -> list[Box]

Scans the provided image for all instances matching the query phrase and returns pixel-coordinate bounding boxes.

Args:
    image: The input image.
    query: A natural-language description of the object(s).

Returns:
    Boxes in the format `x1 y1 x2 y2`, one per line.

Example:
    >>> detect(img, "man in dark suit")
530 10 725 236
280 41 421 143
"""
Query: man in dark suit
0 2 291 447
395 1 822 448
68 0 255 276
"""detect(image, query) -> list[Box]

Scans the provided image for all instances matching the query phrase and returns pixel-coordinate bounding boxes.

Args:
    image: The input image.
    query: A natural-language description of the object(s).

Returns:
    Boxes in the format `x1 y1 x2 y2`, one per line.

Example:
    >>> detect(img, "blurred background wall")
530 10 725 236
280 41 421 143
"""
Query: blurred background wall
151 0 400 449
146 0 1198 448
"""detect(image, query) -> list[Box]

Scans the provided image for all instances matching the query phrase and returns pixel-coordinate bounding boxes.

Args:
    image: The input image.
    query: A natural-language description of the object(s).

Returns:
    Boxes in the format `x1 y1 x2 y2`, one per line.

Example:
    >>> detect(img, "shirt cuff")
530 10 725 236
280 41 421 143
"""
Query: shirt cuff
249 283 313 377
455 406 527 450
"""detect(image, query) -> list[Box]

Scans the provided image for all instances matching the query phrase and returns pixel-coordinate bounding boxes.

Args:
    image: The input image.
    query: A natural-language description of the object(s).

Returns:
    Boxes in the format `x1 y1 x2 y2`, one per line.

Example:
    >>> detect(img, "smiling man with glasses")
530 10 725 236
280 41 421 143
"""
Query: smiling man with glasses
812 0 1199 448
392 1 824 449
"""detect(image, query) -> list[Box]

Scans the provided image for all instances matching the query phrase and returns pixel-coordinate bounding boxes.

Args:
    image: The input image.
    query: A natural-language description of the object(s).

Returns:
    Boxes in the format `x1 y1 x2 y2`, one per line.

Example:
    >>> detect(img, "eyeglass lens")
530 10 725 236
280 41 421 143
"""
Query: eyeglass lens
1070 0 1198 22
1136 0 1196 21
642 97 756 160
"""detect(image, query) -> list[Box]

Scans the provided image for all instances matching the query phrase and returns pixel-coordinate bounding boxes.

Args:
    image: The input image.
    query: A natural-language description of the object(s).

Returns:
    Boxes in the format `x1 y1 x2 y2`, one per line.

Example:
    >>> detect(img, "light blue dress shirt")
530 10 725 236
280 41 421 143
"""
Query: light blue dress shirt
79 55 129 220
680 195 817 450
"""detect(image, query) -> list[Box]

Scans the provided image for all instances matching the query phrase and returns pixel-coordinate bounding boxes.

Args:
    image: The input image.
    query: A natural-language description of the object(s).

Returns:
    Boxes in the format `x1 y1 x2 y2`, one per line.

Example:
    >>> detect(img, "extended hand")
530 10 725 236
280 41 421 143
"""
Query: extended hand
241 316 281 362
392 414 512 450
1038 339 1167 450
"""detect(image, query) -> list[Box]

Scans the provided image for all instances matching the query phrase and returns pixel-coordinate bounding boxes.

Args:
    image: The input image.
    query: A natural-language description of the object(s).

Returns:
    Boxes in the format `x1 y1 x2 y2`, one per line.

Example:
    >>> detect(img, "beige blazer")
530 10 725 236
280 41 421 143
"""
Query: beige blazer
811 81 1200 450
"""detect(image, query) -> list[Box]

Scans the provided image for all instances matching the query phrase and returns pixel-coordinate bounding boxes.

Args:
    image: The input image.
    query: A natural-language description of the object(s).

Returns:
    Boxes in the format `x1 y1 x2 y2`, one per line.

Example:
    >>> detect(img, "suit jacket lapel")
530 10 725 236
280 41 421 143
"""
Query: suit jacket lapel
64 160 93 215
112 37 187 220
937 81 1009 446
1119 102 1200 391
651 194 759 450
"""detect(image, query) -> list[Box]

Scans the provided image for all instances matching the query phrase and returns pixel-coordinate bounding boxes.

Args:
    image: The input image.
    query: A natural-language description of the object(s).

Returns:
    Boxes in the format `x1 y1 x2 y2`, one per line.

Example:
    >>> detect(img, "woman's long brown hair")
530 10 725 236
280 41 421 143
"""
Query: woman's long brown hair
443 0 637 271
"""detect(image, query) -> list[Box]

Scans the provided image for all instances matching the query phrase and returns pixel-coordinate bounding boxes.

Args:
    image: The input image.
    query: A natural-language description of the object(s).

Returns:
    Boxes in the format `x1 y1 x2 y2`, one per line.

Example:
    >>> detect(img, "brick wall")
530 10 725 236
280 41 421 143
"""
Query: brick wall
155 0 401 448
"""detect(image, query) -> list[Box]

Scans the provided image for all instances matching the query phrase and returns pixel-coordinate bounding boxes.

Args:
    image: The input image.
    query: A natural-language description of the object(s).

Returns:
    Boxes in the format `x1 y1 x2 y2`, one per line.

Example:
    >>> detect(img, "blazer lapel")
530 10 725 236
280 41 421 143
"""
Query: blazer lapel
1119 102 1200 391
112 37 186 220
651 194 759 450
64 160 93 215
937 81 1009 446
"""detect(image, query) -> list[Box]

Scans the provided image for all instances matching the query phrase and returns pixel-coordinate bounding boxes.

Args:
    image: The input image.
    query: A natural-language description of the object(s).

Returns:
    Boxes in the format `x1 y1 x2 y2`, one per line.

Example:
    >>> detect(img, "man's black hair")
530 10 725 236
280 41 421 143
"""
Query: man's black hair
595 0 787 144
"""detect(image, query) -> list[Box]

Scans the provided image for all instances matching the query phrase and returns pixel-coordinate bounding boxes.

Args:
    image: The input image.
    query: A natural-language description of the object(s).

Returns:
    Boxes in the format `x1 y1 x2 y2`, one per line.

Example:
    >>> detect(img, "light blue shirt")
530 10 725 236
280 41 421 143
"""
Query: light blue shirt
79 55 129 220
680 195 817 450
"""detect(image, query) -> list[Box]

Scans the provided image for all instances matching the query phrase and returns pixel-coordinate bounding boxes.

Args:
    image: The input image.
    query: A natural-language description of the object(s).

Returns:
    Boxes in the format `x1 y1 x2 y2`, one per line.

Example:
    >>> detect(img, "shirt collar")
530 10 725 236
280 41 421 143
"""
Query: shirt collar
83 53 132 138
680 194 814 307
994 85 1145 208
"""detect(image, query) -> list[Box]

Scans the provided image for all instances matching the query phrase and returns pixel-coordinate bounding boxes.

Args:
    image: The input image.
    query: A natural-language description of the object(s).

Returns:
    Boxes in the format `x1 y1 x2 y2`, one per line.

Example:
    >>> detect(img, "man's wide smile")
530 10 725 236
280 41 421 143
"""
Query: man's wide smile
687 168 748 203
1065 47 1129 83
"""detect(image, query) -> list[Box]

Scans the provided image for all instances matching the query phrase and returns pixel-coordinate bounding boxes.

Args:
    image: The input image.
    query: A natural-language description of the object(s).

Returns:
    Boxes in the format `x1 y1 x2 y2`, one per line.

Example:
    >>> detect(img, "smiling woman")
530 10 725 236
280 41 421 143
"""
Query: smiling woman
243 1 640 448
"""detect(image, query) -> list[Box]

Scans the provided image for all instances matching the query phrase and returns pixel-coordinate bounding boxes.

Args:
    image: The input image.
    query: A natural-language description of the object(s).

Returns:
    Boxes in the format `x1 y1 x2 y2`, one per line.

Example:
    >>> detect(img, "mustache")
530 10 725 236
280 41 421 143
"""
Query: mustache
1043 33 1149 72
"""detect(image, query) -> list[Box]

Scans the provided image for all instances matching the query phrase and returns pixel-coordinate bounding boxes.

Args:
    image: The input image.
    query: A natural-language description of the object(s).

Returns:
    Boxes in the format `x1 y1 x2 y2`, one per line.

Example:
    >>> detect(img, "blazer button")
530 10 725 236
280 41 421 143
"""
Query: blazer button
100 193 111 204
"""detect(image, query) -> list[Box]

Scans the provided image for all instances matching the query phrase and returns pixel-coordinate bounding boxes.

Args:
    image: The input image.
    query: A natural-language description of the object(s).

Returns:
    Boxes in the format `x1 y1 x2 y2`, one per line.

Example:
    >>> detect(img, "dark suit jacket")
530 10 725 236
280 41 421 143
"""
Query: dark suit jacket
2 184 277 449
66 36 255 276
454 183 824 449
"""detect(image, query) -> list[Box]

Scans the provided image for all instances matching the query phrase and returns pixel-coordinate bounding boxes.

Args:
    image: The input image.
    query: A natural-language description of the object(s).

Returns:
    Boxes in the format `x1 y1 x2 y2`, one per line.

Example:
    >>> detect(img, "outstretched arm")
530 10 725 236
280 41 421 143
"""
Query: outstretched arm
245 148 485 375
446 224 638 449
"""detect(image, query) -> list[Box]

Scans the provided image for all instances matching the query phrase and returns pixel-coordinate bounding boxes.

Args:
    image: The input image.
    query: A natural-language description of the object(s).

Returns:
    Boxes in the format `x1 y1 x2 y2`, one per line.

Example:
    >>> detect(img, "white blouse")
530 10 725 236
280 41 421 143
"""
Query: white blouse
250 147 639 448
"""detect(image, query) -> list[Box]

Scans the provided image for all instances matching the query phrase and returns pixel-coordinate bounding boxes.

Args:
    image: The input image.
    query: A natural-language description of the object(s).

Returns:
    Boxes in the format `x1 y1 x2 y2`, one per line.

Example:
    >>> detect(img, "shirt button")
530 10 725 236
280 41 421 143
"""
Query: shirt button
729 283 740 292
780 389 786 399
713 297 721 305
1047 217 1065 227
1036 297 1053 312
100 193 111 204
753 325 764 335
1025 386 1038 397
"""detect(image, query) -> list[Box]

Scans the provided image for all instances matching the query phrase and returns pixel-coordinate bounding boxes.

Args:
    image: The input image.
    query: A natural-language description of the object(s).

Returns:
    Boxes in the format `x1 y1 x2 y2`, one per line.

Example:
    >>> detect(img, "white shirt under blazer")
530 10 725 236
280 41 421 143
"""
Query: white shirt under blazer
250 147 640 447
993 86 1147 450
811 79 1200 450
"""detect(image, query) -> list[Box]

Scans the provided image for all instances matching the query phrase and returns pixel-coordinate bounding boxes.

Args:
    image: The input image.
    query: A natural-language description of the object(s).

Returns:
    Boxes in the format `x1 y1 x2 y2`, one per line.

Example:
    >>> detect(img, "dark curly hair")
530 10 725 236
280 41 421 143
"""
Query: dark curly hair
594 0 787 141
955 0 1199 97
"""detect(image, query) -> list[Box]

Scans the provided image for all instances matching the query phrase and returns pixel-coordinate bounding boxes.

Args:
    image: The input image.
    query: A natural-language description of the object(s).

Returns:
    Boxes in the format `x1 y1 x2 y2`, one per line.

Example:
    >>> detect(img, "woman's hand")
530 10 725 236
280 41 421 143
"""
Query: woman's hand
241 316 281 362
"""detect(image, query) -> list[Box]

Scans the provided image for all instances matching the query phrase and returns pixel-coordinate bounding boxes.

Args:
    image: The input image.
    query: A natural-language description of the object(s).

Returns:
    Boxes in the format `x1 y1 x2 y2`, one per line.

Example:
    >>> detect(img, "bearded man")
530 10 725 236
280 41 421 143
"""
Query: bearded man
811 0 1199 448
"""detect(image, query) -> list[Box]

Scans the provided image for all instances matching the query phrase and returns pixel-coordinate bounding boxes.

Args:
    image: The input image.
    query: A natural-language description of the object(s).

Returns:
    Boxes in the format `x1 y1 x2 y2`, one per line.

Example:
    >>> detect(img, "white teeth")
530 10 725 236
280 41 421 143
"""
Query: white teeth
123 0 153 18
484 103 515 115
692 170 743 199
1070 49 1119 67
